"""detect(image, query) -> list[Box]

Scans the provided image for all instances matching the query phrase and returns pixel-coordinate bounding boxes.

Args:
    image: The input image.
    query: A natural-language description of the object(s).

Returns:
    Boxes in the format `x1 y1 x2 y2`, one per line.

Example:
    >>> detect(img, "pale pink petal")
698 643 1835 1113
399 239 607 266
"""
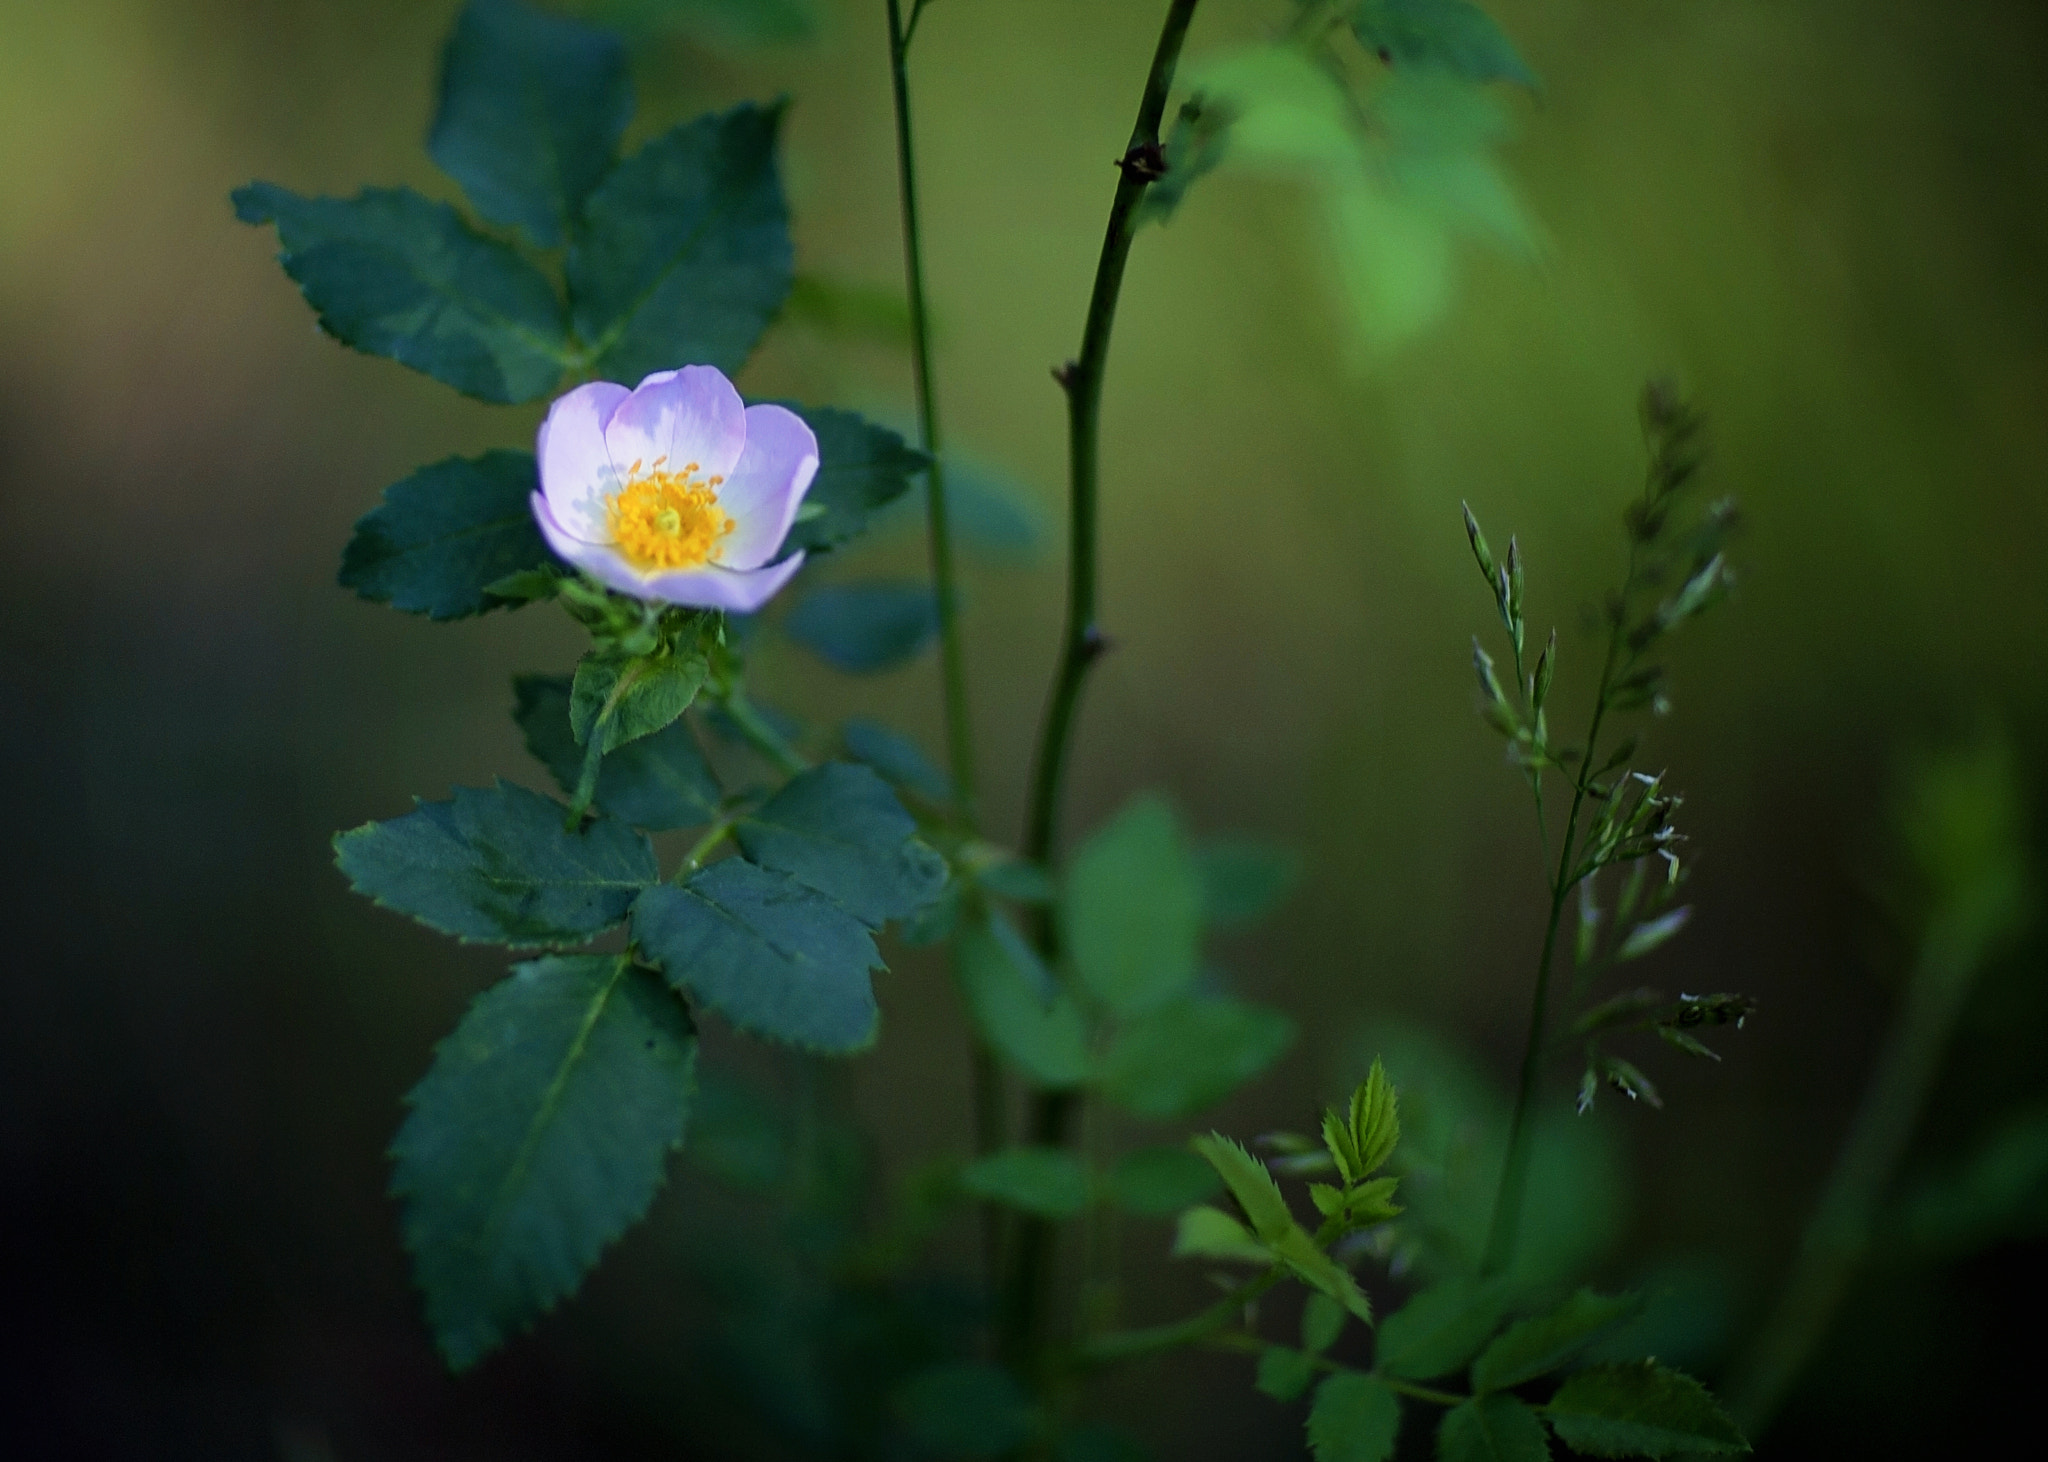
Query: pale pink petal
641 552 807 612
712 405 820 571
536 381 629 542
533 492 608 566
604 365 745 484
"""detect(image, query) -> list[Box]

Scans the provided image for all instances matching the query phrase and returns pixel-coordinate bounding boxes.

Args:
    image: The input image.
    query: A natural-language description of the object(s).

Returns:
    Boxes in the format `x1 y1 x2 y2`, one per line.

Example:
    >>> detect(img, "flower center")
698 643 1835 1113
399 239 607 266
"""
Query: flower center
604 458 733 572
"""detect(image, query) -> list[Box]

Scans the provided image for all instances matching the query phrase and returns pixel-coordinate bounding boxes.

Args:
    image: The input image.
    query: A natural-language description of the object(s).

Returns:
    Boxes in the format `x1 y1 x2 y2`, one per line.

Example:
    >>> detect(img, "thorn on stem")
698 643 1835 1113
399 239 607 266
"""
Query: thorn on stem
1052 360 1079 391
1080 625 1114 663
1116 140 1167 183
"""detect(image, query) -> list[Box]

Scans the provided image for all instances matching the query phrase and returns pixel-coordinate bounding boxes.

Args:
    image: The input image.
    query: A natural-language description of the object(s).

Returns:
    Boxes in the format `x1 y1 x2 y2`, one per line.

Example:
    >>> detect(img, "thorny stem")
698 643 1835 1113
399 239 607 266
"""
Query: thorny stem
1003 0 1203 1377
884 0 1008 1302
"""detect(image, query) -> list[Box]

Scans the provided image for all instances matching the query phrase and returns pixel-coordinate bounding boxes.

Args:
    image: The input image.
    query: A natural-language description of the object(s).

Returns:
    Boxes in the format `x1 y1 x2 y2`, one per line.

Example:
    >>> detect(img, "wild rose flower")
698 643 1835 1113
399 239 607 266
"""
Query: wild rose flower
532 365 818 611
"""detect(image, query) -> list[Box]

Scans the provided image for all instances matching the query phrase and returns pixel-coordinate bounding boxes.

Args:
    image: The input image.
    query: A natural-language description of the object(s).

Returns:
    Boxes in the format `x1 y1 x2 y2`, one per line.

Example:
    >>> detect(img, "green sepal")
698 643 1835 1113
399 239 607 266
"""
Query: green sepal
390 954 696 1370
1306 1372 1400 1462
959 1146 1090 1219
733 761 949 928
954 911 1091 1087
515 674 722 831
1098 996 1295 1119
1471 1289 1640 1394
1438 1394 1552 1462
1063 795 1204 1015
338 451 554 619
1256 1346 1318 1402
1374 1277 1509 1380
1541 1361 1748 1457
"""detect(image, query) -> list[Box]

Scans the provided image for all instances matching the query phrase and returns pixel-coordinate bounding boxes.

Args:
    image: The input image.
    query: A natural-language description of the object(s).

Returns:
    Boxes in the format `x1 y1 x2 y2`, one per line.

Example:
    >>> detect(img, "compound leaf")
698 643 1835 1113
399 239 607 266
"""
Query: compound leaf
1257 1346 1318 1402
1064 796 1204 1015
954 911 1091 1087
1375 1277 1509 1380
734 761 948 927
1438 1395 1551 1462
339 451 553 619
784 581 940 673
960 1146 1090 1219
1307 1372 1401 1462
1472 1290 1639 1394
777 406 928 554
1098 996 1295 1119
1543 1362 1748 1457
1107 1145 1222 1217
516 674 722 831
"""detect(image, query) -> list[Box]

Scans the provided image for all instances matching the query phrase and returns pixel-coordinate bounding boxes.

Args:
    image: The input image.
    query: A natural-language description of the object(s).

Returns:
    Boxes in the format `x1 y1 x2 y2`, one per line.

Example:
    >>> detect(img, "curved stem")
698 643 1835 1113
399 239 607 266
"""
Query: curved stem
721 690 809 778
1003 0 1203 1374
1075 1265 1285 1368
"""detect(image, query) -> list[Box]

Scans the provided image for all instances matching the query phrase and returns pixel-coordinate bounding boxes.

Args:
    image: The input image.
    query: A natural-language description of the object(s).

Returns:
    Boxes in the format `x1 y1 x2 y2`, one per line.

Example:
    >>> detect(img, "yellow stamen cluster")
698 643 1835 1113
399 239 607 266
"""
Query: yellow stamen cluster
604 458 733 572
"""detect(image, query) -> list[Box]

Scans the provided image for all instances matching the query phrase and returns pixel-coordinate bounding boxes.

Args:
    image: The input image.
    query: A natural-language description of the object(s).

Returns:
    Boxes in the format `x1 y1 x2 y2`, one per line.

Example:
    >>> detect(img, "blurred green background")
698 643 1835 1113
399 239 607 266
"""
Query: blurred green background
3 0 2045 1456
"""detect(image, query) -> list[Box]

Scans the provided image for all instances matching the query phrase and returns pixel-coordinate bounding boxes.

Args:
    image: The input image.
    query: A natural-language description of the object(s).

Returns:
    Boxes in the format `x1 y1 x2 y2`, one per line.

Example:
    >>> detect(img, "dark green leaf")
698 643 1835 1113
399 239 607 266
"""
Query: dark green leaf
570 652 707 754
784 581 940 673
896 1362 1036 1459
391 954 695 1369
842 717 951 803
1257 1346 1318 1402
1196 838 1303 930
334 780 655 946
1098 997 1295 1119
1375 1278 1509 1380
955 911 1090 1087
776 406 928 554
978 859 1056 905
1543 1362 1748 1457
959 1146 1089 1218
1306 1372 1401 1462
682 1066 788 1190
429 0 630 247
1107 1145 1221 1216
632 861 881 1053
1064 796 1204 1015
233 182 567 402
339 451 552 619
1348 0 1538 88
516 674 722 831
1056 1424 1149 1462
569 101 791 382
940 460 1047 562
1472 1290 1639 1393
734 761 948 927
1898 1104 2048 1251
1304 1292 1348 1354
1438 1395 1551 1462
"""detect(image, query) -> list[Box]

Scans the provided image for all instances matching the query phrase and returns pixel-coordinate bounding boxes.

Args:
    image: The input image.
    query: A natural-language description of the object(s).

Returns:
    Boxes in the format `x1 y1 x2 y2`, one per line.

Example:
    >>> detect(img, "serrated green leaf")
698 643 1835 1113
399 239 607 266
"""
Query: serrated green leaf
1347 0 1539 88
784 581 940 673
334 781 655 946
1543 1362 1747 1457
1311 1181 1347 1218
959 1146 1089 1218
954 911 1090 1087
570 652 707 754
1472 1290 1639 1393
1257 1345 1318 1402
339 451 552 619
391 954 695 1369
1098 997 1295 1119
516 674 721 831
632 860 881 1053
734 761 948 927
1191 1133 1293 1242
1438 1395 1551 1462
1064 796 1204 1014
569 101 791 383
1196 839 1303 929
1272 1225 1375 1322
1376 1278 1508 1380
1304 1292 1348 1354
1349 1058 1401 1177
895 1361 1036 1459
1107 1145 1222 1217
1170 1205 1271 1264
429 0 630 247
233 182 567 403
1307 1372 1400 1462
842 717 951 803
776 406 928 554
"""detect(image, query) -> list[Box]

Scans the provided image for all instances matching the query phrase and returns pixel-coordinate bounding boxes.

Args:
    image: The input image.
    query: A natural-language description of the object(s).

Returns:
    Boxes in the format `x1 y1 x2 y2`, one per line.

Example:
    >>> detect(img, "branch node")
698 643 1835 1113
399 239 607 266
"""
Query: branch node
1116 140 1167 183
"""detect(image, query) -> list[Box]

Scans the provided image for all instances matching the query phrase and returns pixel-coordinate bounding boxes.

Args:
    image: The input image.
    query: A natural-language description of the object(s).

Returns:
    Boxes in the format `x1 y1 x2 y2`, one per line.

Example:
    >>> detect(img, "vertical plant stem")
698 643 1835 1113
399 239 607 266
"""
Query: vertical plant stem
884 0 1008 1303
1003 0 1203 1377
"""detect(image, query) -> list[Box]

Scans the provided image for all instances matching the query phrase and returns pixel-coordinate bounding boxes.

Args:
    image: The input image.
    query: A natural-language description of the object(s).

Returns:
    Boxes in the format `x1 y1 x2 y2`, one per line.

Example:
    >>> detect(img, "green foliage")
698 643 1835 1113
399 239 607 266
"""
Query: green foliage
515 675 722 831
1374 1278 1508 1380
1192 1133 1294 1241
1306 1372 1401 1462
1107 1145 1221 1216
778 406 929 554
338 451 554 619
1346 1 1538 89
572 650 708 754
1303 1292 1349 1354
632 860 882 1053
842 717 952 804
895 1362 1037 1459
1064 796 1204 1015
233 183 568 403
1196 838 1303 930
1138 93 1233 228
1324 1058 1401 1185
954 911 1091 1087
1542 1362 1747 1457
1098 996 1295 1119
569 101 792 382
1270 1225 1374 1322
1172 1205 1272 1265
1898 1104 2048 1251
784 581 940 672
1471 1290 1639 1393
733 762 948 927
390 954 696 1369
959 1146 1090 1218
1256 1346 1318 1401
576 0 821 46
429 0 630 247
1437 1395 1551 1462
334 781 655 946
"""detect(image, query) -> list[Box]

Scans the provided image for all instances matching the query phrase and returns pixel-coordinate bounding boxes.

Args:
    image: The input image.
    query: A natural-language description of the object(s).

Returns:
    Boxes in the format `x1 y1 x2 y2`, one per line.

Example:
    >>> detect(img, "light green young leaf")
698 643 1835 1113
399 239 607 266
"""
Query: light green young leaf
776 406 928 554
1271 1225 1374 1322
1063 796 1204 1015
1257 1346 1318 1402
1438 1395 1551 1462
515 675 722 831
1196 838 1303 930
1303 1292 1348 1354
1098 996 1295 1119
1347 0 1539 88
1472 1290 1640 1393
631 860 882 1053
428 0 631 247
895 1361 1037 1459
954 911 1091 1087
1543 1362 1747 1457
960 1147 1090 1219
784 581 940 673
571 652 708 754
1170 1205 1271 1265
1306 1372 1401 1462
233 183 569 403
1349 1057 1401 1177
1375 1277 1508 1380
734 761 947 928
334 781 656 946
1107 1145 1222 1217
339 452 553 620
1191 1134 1292 1241
569 102 792 383
391 954 695 1370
